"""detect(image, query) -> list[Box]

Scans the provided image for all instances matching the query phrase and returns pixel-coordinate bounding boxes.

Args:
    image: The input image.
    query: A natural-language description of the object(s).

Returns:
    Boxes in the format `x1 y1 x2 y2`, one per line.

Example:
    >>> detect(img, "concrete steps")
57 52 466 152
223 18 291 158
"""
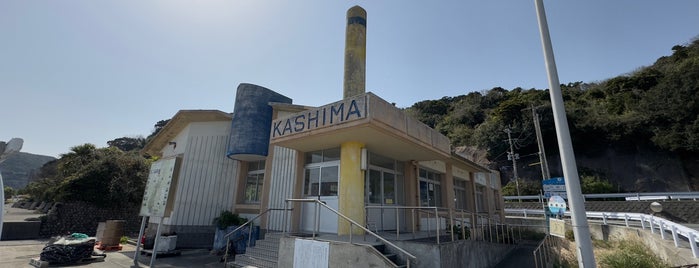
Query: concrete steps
228 232 283 268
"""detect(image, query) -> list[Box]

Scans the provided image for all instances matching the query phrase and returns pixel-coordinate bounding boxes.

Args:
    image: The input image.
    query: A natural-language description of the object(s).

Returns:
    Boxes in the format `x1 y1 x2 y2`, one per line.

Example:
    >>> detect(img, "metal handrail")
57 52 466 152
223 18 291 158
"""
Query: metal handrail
364 205 509 244
222 208 291 264
287 198 417 267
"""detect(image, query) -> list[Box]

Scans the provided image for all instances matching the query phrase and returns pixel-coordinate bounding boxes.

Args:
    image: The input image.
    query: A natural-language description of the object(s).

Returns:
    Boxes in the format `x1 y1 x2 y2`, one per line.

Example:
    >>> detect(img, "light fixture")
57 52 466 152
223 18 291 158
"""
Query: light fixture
360 148 367 170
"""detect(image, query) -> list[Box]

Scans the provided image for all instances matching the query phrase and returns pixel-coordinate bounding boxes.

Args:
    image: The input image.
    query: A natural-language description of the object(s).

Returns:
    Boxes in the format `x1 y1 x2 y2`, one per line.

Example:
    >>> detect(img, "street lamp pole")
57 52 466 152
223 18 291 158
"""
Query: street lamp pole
532 0 596 267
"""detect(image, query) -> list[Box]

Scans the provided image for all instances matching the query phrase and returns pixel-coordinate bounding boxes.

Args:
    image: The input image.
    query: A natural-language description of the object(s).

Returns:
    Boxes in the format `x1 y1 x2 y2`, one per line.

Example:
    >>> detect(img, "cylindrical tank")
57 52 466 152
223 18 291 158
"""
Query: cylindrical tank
101 220 125 246
227 83 292 161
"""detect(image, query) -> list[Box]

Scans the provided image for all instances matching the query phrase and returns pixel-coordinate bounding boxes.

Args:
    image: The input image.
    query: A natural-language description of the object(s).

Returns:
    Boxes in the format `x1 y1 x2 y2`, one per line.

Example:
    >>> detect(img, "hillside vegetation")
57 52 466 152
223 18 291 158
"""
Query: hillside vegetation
407 39 699 192
0 152 55 190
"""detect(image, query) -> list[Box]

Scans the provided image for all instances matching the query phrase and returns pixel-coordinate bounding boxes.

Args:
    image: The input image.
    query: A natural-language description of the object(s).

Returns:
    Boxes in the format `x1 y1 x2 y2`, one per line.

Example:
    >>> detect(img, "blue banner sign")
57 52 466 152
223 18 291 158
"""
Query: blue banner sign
543 177 567 199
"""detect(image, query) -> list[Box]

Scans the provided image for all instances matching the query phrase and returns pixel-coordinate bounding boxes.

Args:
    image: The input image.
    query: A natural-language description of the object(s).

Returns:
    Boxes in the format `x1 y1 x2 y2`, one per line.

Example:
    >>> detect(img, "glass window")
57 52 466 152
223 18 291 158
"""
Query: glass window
369 152 394 170
305 151 323 164
244 160 265 203
383 173 395 204
303 148 340 197
454 179 467 210
304 167 320 196
368 169 381 203
320 166 339 196
323 147 341 162
476 185 486 212
365 153 403 205
493 191 501 210
419 168 442 207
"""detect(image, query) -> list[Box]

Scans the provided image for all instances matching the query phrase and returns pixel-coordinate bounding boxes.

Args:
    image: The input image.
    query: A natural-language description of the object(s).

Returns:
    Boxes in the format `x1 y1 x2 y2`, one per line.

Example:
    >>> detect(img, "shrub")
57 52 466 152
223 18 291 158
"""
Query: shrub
212 210 247 229
599 240 667 268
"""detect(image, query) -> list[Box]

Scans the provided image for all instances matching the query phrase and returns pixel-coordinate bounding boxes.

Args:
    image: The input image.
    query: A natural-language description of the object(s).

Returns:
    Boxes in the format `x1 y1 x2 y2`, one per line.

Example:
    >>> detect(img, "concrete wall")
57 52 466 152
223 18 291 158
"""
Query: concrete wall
2 221 41 240
391 240 514 268
39 202 141 238
277 237 396 268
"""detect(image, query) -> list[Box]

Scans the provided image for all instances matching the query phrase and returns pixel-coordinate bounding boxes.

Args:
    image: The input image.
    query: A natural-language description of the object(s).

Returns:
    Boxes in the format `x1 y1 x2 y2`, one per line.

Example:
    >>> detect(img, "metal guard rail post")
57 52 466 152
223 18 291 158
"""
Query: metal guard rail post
222 208 291 264
365 205 487 244
505 208 699 258
504 191 699 201
289 198 417 267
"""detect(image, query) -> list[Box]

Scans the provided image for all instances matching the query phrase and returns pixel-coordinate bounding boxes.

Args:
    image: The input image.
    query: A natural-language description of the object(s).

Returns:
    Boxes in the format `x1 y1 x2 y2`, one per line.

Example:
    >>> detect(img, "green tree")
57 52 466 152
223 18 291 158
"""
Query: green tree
107 136 146 152
502 179 542 196
146 119 171 142
4 186 14 200
24 144 150 207
580 175 614 194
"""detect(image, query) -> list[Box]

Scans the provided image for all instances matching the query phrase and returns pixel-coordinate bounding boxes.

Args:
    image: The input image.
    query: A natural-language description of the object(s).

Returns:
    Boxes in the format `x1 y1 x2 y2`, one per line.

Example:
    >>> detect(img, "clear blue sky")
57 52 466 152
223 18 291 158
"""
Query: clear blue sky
1 1 698 158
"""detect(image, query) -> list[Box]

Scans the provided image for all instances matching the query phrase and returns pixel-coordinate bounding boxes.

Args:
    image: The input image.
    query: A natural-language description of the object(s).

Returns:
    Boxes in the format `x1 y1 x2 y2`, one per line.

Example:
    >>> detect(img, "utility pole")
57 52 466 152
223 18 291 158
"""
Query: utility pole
531 104 551 180
504 128 521 202
533 0 596 266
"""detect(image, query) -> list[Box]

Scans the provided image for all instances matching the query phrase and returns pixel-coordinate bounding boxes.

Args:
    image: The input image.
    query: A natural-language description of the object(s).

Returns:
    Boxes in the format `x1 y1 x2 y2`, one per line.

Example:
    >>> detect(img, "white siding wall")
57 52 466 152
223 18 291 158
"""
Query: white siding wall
169 122 240 226
266 146 297 231
161 125 191 158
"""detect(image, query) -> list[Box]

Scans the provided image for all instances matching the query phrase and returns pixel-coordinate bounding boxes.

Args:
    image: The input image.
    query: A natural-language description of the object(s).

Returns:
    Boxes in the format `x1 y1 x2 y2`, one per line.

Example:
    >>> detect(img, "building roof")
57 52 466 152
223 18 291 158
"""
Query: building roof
141 110 232 157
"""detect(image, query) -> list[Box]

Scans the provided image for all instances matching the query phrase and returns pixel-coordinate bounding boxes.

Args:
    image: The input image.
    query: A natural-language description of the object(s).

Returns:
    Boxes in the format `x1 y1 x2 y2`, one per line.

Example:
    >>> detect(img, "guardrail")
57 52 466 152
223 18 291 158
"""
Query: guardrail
504 191 699 201
505 208 699 258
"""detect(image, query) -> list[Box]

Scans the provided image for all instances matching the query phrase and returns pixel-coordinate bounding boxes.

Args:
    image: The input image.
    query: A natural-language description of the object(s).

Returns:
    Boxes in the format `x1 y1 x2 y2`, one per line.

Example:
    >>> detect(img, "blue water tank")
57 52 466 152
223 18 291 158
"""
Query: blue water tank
227 83 292 161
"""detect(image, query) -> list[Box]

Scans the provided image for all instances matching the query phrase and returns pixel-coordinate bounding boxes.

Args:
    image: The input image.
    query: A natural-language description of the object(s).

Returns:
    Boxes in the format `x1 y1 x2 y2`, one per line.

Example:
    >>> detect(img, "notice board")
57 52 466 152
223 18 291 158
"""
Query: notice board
139 157 180 217
293 239 329 268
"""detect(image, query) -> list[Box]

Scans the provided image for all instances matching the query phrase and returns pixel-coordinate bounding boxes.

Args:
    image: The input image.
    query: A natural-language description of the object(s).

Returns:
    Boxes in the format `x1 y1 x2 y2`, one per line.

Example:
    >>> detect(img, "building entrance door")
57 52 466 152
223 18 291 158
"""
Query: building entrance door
300 163 339 233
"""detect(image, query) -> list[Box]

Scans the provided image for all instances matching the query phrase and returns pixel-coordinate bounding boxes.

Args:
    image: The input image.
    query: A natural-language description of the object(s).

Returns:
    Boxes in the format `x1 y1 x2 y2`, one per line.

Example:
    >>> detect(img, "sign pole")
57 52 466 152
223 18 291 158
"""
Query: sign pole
533 0 596 266
133 216 148 266
150 217 164 267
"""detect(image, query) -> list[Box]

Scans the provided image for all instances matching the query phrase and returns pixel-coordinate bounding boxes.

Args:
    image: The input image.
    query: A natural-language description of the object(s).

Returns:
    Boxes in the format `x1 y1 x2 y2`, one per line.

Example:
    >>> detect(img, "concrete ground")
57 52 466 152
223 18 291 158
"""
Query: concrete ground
2 203 224 267
0 239 225 268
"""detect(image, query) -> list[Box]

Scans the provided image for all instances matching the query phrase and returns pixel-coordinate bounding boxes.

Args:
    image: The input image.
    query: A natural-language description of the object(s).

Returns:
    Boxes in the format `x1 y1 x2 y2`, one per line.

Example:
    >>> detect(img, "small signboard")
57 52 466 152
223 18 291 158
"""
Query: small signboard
293 239 329 268
549 218 566 238
543 177 567 199
548 195 567 215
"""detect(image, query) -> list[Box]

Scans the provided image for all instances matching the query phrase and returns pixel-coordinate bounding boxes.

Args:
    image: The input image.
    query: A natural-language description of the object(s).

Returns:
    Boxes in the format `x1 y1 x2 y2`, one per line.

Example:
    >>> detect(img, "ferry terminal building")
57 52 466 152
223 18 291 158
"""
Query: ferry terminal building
140 5 506 266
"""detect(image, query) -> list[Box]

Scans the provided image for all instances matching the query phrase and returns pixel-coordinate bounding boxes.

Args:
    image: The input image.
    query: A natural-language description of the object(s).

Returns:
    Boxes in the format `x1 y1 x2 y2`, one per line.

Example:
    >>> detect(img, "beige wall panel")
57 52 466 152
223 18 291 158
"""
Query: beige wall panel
368 94 407 133
266 146 298 231
418 160 446 173
171 133 239 226
452 166 470 181
405 117 432 144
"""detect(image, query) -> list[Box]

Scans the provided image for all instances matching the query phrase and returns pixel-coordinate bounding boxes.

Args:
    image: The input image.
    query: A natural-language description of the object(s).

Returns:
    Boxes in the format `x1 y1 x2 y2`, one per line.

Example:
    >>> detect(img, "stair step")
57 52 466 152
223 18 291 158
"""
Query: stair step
233 255 277 268
383 253 397 262
245 248 278 259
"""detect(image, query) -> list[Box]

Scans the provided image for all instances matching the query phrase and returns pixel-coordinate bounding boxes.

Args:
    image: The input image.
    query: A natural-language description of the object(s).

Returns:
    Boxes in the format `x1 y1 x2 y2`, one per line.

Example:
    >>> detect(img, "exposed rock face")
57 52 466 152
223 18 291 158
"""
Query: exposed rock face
495 145 697 192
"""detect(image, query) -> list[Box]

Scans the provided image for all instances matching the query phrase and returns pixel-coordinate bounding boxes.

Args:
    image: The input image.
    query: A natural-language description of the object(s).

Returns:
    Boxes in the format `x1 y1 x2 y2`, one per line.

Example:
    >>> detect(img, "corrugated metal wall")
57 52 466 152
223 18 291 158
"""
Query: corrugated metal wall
266 146 297 231
172 135 240 226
